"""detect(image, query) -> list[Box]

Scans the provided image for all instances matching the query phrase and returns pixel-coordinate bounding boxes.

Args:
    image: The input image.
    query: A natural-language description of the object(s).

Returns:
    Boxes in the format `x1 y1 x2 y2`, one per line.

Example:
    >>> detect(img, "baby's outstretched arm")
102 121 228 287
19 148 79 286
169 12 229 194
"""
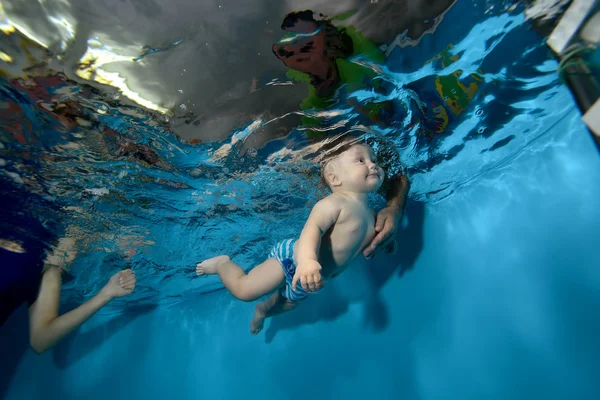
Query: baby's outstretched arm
293 197 342 293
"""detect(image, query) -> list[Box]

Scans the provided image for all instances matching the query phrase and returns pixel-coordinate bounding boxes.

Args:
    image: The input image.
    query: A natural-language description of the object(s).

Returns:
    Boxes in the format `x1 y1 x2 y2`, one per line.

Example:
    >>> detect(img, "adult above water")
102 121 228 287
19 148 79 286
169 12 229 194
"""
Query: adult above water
0 182 137 354
272 10 356 98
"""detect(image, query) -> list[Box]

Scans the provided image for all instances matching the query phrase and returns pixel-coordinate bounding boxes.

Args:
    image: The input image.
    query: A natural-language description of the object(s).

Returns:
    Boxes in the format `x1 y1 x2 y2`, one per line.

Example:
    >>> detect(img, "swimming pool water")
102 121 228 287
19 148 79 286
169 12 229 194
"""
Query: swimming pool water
1 1 599 399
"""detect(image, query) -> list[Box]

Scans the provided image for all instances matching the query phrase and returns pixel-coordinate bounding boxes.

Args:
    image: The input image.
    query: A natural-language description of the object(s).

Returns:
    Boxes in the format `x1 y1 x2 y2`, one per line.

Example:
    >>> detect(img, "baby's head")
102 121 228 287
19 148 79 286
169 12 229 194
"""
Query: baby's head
320 136 384 194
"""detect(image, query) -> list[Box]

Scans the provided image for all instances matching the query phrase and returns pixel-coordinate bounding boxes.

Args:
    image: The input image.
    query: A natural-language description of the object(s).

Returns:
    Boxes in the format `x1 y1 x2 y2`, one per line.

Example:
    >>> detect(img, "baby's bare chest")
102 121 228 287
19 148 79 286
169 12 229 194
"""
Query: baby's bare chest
330 206 376 252
319 208 375 277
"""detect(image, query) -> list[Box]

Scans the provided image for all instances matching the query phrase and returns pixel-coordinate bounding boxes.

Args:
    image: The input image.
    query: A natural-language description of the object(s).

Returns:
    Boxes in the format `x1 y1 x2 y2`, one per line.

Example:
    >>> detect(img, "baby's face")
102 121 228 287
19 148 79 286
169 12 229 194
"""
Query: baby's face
336 144 384 192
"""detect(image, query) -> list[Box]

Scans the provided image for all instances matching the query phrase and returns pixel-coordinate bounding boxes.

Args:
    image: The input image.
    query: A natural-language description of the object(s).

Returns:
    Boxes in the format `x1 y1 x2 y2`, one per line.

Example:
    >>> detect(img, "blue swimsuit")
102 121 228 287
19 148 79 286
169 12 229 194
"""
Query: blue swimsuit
268 239 311 302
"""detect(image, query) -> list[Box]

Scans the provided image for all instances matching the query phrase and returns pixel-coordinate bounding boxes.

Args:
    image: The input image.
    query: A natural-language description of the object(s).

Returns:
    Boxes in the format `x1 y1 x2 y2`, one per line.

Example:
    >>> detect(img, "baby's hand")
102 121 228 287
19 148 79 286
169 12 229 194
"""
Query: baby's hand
292 260 324 293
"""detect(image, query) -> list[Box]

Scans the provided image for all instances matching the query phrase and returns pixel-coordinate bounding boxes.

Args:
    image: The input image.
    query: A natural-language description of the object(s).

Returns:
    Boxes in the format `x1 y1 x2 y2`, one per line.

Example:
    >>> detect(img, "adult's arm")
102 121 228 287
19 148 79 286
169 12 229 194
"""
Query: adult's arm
28 267 136 354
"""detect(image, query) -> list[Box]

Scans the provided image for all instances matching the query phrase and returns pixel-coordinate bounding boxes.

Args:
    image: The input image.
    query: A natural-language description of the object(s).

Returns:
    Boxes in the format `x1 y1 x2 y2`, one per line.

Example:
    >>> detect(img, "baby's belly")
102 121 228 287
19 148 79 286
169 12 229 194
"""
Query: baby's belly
319 246 364 279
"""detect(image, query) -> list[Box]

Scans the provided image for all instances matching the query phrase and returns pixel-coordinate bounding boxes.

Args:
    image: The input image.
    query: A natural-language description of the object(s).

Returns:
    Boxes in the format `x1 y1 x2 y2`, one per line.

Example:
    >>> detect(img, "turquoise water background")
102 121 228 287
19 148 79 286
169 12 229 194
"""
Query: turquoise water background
1 1 599 398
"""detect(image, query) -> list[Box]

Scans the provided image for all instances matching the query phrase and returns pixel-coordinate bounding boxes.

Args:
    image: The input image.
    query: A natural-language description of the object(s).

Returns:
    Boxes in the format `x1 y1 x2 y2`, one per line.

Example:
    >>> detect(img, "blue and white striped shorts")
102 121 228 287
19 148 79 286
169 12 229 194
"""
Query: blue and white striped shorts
269 238 310 302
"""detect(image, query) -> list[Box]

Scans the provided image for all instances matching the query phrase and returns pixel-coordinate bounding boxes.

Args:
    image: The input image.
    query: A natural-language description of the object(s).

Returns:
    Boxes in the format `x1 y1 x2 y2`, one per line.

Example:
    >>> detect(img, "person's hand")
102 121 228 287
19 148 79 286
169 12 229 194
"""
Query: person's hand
292 260 324 293
101 269 136 299
44 236 77 269
363 205 403 259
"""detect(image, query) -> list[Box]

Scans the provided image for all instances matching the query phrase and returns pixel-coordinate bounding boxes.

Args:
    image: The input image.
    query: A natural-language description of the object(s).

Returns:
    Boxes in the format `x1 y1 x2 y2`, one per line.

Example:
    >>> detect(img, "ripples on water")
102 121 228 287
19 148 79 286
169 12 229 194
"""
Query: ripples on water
0 0 574 308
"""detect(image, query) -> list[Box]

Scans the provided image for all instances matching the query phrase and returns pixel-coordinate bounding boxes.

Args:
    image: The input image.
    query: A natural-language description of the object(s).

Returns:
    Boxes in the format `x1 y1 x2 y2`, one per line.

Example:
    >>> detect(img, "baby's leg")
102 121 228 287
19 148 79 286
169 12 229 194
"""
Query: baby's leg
250 291 298 334
197 256 284 302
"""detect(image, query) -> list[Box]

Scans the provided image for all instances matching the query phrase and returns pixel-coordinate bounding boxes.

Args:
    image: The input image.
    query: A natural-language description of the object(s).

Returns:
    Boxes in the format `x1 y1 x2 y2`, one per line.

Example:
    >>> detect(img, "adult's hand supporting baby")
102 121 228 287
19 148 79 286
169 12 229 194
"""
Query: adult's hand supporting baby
363 206 401 259
363 174 410 259
292 259 324 293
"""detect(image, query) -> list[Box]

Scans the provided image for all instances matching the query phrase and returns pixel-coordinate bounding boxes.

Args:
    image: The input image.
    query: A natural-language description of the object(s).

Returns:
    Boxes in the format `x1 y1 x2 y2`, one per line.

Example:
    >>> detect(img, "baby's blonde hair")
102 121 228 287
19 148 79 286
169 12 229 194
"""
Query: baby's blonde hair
319 133 365 189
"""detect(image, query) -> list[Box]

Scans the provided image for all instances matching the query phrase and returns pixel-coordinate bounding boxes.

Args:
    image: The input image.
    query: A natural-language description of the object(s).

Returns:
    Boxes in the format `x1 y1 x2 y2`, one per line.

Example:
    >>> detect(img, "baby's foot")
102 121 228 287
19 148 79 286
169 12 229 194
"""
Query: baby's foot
196 255 230 276
250 302 267 335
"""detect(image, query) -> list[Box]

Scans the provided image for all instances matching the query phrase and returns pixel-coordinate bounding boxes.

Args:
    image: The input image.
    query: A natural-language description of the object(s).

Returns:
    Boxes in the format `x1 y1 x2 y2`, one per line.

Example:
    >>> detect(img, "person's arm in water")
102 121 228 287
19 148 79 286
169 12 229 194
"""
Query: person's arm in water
363 173 410 259
28 266 136 354
292 196 342 293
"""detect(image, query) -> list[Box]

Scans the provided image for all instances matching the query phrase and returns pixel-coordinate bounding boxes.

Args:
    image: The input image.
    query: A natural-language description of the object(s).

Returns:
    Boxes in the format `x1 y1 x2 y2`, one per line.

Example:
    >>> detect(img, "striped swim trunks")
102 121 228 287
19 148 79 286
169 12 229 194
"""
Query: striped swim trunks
268 238 310 302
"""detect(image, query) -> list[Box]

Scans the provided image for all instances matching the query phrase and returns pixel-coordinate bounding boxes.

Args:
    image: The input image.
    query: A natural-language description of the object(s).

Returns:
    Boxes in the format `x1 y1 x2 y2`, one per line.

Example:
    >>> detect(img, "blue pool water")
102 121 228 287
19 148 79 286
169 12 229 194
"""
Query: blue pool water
1 1 600 399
